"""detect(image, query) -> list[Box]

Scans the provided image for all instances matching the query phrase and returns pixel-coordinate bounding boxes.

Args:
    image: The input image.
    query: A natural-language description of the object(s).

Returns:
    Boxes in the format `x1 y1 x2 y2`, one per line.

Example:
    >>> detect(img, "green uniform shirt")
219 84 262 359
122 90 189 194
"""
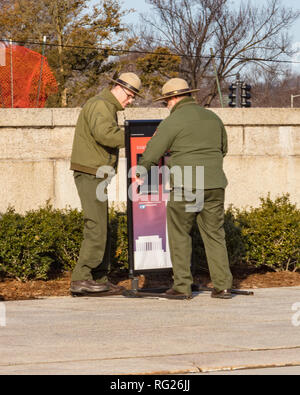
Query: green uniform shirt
70 88 124 175
138 97 228 190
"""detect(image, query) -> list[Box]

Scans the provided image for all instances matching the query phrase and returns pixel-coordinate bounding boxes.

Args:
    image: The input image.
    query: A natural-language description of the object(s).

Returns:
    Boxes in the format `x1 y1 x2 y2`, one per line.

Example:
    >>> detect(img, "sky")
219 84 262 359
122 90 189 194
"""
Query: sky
121 0 300 35
117 0 300 71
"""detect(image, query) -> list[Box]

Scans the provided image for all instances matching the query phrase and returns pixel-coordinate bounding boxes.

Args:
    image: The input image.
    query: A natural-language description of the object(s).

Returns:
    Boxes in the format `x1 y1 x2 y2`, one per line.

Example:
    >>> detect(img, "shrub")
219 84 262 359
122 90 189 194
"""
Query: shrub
56 208 83 273
0 208 24 280
0 205 80 281
109 205 128 271
0 194 299 281
0 205 127 281
235 194 300 272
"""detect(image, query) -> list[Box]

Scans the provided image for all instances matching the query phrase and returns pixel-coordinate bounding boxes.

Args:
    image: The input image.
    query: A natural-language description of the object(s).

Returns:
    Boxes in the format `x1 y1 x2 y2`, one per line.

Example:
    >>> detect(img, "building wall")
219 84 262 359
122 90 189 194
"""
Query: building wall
0 108 299 213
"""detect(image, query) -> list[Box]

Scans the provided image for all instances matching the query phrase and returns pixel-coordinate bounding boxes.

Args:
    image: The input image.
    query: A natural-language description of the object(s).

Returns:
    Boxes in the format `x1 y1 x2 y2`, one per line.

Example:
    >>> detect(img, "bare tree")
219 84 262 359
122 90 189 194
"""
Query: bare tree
134 0 300 106
246 66 300 107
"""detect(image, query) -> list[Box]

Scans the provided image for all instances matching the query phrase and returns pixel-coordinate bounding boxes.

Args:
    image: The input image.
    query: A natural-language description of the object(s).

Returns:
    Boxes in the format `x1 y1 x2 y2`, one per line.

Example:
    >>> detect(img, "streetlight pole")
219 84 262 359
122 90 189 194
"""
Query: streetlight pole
210 48 224 108
291 94 300 108
236 73 241 108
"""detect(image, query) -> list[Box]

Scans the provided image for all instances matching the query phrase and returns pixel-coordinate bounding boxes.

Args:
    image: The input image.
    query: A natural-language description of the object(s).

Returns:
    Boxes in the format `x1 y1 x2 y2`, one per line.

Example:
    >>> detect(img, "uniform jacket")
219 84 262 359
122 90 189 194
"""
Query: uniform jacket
70 88 124 175
138 97 228 190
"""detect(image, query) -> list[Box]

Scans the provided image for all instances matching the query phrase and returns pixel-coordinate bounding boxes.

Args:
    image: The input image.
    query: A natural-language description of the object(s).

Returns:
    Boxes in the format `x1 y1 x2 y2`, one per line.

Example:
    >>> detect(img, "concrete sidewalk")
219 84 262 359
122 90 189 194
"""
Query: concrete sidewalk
0 287 300 375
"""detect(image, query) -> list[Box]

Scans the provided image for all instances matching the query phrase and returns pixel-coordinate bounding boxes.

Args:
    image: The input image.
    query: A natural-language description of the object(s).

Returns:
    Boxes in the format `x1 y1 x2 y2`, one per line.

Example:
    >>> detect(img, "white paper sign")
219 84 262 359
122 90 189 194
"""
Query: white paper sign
0 43 5 66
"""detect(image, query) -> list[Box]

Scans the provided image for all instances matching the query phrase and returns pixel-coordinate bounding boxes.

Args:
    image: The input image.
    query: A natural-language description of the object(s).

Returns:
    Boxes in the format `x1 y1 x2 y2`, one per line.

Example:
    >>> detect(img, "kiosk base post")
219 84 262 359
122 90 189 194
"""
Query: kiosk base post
131 277 139 292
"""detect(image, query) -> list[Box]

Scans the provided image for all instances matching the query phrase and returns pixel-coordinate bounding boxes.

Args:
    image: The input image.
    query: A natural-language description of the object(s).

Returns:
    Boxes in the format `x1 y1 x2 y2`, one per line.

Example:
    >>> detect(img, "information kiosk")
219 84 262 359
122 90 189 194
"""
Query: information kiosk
125 120 172 289
124 120 253 299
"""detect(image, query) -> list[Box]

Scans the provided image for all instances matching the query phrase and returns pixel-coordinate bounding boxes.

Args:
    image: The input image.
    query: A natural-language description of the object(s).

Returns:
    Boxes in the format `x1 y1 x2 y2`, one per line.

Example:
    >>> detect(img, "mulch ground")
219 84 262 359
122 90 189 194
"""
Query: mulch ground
0 266 300 301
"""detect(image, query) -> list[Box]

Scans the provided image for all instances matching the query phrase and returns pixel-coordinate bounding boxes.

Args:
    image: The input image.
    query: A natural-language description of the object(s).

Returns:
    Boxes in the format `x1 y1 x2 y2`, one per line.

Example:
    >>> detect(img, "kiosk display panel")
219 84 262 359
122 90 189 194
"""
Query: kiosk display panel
125 120 172 276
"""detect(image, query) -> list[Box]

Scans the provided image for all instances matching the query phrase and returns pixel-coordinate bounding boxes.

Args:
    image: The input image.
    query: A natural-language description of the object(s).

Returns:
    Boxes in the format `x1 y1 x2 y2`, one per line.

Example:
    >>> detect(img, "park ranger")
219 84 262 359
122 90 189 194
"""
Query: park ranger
70 73 142 295
137 78 233 299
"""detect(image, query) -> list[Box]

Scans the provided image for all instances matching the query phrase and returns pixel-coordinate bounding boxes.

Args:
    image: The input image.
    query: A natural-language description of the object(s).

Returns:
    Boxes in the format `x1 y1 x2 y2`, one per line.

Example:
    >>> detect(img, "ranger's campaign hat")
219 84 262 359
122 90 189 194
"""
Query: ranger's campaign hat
154 78 200 101
107 72 143 97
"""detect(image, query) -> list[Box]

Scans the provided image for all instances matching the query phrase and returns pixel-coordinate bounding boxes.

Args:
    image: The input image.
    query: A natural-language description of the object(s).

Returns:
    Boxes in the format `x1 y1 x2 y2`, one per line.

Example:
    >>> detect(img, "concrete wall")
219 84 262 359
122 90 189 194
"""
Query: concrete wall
0 108 299 213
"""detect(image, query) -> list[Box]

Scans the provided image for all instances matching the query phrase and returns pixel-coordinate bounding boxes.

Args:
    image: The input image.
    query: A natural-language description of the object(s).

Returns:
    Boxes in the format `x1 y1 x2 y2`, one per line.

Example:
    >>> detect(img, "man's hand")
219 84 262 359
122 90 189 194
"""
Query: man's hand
136 177 145 186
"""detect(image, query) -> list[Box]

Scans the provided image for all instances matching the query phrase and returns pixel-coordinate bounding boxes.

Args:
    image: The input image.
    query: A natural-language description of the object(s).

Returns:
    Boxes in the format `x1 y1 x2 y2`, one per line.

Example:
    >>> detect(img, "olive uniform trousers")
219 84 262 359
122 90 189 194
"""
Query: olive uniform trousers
167 188 233 295
71 171 110 283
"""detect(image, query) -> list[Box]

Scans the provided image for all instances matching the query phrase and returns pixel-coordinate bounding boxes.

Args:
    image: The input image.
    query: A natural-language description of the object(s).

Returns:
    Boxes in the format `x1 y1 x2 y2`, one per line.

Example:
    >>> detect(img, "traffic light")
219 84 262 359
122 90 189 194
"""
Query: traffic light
228 83 237 107
241 83 251 107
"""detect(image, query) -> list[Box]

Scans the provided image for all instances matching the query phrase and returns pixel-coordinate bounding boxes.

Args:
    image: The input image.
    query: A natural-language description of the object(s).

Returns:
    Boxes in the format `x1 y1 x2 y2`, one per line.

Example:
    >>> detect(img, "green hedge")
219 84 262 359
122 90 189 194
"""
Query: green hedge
0 206 83 281
0 194 299 281
235 195 300 272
